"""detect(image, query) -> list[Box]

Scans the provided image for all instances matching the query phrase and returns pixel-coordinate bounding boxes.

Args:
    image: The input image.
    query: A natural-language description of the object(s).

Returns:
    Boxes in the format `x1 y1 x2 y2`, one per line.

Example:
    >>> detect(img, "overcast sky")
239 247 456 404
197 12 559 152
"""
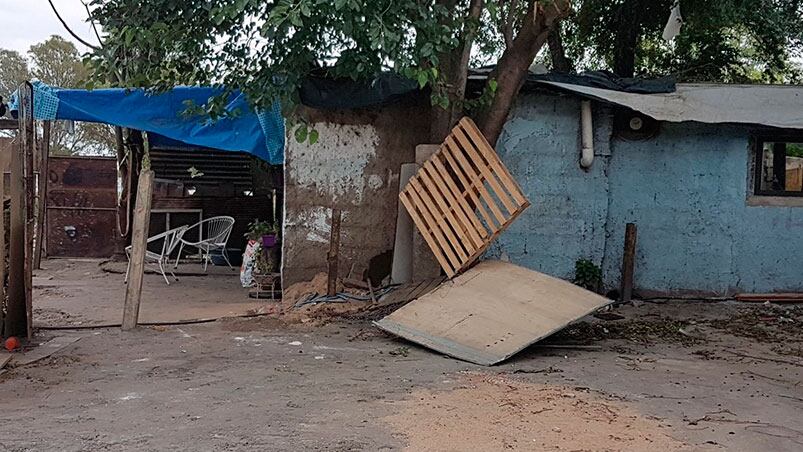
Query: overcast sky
2 0 98 54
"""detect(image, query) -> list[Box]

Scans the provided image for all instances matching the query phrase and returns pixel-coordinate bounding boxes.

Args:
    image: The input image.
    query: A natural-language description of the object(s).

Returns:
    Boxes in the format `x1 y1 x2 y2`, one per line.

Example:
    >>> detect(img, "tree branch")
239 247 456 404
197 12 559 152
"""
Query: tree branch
47 0 101 51
83 1 105 48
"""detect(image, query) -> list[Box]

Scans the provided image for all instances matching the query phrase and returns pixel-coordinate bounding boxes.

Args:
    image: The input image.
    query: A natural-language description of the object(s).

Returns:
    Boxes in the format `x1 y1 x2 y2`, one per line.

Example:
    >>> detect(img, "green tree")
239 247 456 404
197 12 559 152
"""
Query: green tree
0 36 115 156
87 0 571 144
0 49 31 102
551 0 803 82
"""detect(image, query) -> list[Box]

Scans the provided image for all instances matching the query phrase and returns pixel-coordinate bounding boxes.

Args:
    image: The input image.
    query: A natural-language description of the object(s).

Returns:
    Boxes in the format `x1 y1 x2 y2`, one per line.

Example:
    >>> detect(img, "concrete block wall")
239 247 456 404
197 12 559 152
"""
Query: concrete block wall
282 105 430 286
495 92 803 295
605 122 803 295
490 92 612 281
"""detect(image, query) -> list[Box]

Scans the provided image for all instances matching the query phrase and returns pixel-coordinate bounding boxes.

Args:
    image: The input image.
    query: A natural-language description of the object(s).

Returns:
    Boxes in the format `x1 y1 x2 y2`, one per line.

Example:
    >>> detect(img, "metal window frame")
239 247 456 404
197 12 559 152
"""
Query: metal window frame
752 132 803 198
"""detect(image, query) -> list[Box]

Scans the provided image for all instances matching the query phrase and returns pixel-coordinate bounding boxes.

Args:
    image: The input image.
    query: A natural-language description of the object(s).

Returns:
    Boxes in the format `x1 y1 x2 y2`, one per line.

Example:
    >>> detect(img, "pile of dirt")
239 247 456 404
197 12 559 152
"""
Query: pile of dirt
383 372 689 451
550 317 704 346
280 273 376 324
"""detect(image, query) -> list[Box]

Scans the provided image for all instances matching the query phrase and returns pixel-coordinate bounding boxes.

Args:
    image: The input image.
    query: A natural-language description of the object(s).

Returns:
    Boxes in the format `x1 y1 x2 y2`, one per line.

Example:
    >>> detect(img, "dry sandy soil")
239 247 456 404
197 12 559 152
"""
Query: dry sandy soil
1 261 801 451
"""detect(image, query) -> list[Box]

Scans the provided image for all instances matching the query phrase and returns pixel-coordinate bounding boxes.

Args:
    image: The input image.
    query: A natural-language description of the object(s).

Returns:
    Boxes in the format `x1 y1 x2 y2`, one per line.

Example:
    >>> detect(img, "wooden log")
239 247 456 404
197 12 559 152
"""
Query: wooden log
620 223 637 303
23 90 35 338
33 121 49 269
6 84 30 338
327 208 342 297
122 170 155 330
0 158 5 333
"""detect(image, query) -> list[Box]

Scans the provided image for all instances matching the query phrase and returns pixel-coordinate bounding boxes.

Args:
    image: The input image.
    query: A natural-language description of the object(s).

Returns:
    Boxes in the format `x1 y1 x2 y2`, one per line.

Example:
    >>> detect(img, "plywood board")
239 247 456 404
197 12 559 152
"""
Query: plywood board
374 260 613 365
400 118 530 277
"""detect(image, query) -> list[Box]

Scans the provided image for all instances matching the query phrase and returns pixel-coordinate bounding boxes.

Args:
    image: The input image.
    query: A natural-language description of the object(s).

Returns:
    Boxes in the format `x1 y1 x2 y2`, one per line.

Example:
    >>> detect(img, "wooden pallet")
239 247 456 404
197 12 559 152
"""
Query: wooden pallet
399 117 530 277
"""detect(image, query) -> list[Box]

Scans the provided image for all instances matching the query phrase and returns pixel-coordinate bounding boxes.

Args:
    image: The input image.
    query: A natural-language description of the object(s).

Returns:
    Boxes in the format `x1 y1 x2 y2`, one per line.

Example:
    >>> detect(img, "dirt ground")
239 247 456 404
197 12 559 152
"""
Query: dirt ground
33 259 274 327
2 262 802 451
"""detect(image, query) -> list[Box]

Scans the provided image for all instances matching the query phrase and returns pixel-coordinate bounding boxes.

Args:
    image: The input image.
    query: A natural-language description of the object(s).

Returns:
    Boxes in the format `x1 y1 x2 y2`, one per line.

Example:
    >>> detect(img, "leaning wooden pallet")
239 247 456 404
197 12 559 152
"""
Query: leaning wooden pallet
399 117 530 277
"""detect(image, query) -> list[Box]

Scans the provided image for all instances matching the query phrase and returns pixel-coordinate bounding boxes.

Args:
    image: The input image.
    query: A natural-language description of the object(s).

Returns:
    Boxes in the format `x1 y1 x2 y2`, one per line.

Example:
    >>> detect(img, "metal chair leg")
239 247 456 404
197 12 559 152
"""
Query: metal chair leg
174 242 185 269
159 260 170 285
222 247 234 270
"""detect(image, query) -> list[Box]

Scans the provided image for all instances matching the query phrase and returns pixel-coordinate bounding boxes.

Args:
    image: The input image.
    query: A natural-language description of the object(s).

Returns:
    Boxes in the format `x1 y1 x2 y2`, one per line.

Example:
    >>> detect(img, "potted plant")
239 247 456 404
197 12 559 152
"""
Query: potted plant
245 219 276 247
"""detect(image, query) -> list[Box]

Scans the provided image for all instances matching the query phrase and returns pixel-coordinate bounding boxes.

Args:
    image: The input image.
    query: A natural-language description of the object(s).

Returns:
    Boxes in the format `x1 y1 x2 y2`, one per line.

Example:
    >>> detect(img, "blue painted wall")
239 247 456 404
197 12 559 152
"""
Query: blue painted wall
490 93 611 280
494 92 803 295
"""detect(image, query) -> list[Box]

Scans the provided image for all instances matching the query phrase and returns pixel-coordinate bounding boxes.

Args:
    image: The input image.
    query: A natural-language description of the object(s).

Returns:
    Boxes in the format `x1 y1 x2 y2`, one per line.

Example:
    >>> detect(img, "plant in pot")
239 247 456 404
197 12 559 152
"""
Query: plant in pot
245 219 275 247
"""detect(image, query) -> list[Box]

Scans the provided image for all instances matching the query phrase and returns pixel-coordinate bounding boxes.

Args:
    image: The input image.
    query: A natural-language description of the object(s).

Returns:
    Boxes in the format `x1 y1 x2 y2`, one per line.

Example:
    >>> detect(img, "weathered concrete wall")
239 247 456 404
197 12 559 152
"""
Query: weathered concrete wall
283 104 430 286
494 92 803 295
490 92 613 280
604 122 803 295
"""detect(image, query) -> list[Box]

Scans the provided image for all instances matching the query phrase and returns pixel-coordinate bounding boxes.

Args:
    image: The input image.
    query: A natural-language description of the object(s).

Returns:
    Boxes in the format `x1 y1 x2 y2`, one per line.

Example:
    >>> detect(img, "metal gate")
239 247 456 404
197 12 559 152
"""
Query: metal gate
46 156 118 258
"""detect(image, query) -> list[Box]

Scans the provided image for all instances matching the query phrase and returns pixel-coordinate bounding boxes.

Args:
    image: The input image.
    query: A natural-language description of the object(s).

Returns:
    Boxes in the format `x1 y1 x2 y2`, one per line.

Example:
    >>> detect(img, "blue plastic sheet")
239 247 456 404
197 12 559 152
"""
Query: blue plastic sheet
15 83 284 164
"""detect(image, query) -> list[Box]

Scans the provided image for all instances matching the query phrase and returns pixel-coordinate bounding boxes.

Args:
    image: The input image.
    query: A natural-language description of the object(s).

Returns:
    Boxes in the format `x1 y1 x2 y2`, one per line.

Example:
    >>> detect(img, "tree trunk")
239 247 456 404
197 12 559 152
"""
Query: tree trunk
548 27 573 73
477 0 571 145
612 0 640 78
431 0 485 142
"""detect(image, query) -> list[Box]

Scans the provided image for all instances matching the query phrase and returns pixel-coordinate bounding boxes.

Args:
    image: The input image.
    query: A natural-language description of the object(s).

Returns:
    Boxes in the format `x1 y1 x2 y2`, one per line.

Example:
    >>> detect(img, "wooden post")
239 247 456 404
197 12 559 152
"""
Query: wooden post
620 223 637 303
327 208 342 297
23 86 35 338
6 84 31 338
0 157 6 334
122 170 154 330
33 121 49 269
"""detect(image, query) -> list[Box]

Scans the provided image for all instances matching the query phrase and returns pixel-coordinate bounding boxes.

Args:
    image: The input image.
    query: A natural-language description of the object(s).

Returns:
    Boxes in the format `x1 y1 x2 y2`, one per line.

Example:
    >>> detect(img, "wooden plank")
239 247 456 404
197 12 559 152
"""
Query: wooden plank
459 118 528 206
6 85 29 338
404 183 462 274
620 223 637 302
452 126 517 214
23 89 35 339
0 352 11 370
406 179 464 269
0 160 4 332
10 335 82 367
444 137 506 227
734 293 803 302
399 192 454 275
0 118 17 130
416 170 477 255
122 170 155 330
421 161 484 249
327 208 342 296
437 149 495 230
33 121 50 268
409 177 468 261
375 260 613 365
429 157 488 239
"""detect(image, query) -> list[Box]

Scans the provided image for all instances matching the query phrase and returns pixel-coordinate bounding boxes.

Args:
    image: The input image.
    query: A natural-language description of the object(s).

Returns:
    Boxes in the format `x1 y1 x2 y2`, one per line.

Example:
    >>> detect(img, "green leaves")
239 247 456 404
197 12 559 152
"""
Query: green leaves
293 122 318 145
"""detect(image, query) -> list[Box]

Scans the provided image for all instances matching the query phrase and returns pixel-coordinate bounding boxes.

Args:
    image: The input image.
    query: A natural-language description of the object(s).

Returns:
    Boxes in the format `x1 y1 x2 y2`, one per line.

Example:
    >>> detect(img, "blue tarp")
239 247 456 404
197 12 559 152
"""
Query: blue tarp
13 82 285 164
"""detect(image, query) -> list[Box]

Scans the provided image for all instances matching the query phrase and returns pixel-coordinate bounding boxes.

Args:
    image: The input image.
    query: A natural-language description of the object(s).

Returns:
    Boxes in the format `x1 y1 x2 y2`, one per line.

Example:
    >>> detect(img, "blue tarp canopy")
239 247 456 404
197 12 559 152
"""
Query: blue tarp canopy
16 82 285 164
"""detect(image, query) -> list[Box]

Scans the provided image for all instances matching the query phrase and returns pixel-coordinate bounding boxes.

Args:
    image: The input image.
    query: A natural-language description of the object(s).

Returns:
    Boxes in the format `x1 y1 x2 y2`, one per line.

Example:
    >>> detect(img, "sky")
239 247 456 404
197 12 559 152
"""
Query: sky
1 0 99 54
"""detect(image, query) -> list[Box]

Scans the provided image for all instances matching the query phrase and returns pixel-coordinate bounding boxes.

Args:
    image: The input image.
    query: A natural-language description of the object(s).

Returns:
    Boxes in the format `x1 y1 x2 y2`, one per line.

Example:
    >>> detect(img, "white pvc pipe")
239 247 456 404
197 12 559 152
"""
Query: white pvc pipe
580 100 594 169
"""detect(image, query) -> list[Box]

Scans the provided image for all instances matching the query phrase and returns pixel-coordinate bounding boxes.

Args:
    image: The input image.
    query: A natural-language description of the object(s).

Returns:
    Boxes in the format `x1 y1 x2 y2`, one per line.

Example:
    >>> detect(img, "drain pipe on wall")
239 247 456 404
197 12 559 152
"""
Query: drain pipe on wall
580 100 594 169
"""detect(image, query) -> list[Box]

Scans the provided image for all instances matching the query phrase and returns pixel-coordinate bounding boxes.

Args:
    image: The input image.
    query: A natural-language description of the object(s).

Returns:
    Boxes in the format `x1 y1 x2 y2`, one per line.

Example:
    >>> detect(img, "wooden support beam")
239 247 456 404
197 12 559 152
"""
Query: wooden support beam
0 118 17 130
327 208 342 297
23 91 35 338
33 121 49 269
0 158 6 334
6 84 31 338
121 170 154 330
620 223 637 303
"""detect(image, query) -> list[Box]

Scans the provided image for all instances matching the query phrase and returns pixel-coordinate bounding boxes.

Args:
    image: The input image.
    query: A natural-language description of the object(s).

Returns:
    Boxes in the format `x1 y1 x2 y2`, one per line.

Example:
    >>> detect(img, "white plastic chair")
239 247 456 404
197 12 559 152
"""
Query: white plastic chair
174 216 235 271
125 225 188 285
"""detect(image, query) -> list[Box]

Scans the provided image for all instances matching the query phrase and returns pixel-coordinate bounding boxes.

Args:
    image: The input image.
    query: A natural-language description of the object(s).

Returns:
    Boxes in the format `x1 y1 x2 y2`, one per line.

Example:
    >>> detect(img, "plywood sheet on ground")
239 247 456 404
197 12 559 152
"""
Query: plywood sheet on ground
374 260 612 365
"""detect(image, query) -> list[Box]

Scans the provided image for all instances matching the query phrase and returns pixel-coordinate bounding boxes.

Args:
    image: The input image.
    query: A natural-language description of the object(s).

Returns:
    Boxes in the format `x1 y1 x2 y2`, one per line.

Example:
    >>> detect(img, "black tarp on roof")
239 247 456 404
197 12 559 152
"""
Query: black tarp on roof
298 69 676 110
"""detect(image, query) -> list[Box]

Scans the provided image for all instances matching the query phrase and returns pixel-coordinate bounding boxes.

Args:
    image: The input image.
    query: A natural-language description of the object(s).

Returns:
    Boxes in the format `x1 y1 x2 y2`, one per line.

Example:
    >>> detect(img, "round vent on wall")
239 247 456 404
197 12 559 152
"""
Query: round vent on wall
613 109 660 141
